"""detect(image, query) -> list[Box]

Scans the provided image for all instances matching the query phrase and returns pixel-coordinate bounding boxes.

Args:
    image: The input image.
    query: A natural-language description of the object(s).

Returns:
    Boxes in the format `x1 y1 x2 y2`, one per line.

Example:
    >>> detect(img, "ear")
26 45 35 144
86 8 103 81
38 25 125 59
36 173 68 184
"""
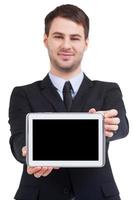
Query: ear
43 34 48 48
84 38 89 51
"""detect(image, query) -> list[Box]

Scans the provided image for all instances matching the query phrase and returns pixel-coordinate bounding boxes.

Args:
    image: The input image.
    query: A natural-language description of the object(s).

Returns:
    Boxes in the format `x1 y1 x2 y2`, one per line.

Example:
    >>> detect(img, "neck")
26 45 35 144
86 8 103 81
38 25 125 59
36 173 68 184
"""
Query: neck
50 67 81 80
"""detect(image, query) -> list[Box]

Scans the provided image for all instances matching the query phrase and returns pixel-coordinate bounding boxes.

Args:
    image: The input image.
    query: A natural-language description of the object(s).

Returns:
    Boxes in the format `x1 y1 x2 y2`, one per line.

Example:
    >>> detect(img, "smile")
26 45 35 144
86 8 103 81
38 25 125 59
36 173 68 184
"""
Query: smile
58 53 74 60
58 53 74 56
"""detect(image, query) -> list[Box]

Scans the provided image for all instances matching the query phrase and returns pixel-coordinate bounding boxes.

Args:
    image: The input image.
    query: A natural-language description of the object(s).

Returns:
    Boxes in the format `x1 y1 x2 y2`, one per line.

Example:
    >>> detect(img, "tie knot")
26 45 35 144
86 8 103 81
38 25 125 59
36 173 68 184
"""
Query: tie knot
63 81 72 93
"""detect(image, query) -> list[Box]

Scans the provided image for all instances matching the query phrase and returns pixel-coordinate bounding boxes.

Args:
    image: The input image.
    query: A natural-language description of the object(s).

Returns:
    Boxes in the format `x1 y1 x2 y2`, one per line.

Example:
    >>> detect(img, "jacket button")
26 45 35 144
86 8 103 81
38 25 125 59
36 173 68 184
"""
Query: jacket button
64 187 69 194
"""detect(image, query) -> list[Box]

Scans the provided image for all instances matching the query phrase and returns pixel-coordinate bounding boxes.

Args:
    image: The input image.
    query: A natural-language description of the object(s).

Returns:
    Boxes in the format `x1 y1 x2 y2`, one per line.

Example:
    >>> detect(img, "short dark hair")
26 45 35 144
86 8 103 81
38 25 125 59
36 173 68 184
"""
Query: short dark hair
44 4 89 39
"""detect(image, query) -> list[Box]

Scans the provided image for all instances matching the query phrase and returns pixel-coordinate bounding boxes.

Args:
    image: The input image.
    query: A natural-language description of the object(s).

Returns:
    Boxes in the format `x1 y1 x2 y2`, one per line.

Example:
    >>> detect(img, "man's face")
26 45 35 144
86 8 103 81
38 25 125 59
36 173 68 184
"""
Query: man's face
44 17 88 73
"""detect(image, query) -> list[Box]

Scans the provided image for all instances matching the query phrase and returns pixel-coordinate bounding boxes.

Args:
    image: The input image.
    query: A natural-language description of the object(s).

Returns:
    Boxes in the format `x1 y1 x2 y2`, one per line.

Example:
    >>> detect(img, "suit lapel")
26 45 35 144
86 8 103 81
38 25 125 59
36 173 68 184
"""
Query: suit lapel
40 74 66 112
40 74 94 112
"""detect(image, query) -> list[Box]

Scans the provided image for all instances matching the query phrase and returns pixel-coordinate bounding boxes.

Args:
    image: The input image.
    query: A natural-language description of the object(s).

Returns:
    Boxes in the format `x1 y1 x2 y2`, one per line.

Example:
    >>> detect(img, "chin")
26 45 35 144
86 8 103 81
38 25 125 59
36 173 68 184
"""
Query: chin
58 63 73 70
54 60 78 72
60 66 73 71
59 65 77 73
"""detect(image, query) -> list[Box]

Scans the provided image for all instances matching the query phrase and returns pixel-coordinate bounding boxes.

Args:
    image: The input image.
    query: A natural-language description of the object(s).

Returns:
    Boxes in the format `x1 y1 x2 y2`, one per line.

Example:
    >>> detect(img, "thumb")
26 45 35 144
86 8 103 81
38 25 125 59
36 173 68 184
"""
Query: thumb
22 146 27 157
88 108 96 113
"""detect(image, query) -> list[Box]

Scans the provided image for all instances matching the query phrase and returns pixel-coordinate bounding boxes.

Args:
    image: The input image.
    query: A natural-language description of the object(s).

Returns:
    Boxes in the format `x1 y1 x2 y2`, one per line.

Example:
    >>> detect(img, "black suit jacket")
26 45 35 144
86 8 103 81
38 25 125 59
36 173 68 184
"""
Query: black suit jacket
9 74 129 200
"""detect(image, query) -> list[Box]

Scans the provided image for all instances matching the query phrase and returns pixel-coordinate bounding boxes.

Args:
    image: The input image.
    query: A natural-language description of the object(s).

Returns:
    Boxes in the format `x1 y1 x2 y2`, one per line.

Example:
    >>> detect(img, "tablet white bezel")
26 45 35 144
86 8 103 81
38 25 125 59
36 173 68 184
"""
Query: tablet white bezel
26 112 105 167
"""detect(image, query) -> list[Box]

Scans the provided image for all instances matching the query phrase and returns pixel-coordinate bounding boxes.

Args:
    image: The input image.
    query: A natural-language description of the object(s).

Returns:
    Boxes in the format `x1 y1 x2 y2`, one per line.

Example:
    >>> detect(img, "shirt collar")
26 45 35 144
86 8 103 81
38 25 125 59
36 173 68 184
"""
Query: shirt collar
49 71 84 94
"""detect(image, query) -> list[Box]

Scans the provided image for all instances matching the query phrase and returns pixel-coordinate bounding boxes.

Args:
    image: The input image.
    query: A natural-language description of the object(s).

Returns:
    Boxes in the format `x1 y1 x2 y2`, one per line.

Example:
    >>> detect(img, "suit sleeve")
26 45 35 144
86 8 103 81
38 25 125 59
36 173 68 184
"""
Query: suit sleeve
8 87 31 163
102 83 129 141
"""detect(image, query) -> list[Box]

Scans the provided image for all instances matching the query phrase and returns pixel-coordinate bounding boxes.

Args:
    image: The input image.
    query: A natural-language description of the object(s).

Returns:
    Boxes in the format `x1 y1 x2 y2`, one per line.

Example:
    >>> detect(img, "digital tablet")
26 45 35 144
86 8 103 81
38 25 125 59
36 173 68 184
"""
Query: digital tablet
26 112 105 167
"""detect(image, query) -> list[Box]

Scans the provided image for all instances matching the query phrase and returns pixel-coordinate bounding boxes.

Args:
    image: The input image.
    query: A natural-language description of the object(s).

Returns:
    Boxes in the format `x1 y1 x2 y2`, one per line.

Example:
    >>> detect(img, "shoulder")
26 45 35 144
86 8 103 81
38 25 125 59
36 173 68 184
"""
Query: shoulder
11 80 42 93
9 80 44 102
83 75 122 96
91 80 123 99
92 80 122 96
84 74 120 89
11 74 50 94
92 80 120 89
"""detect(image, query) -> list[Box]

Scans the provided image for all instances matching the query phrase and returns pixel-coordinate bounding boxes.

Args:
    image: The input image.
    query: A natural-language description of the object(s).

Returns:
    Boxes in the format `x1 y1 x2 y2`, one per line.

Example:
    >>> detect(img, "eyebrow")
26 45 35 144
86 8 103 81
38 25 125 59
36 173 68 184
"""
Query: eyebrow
52 32 82 38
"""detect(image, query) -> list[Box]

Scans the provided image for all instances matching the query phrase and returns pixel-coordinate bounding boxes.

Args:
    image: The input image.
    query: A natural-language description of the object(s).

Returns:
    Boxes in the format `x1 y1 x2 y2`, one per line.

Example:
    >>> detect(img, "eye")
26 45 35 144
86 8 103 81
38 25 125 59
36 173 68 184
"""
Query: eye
54 36 63 39
71 38 80 41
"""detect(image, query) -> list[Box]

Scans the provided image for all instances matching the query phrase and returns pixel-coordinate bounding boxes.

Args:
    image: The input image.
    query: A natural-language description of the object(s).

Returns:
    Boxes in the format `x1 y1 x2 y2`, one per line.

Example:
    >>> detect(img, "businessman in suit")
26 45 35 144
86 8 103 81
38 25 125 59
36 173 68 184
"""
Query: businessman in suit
9 4 129 200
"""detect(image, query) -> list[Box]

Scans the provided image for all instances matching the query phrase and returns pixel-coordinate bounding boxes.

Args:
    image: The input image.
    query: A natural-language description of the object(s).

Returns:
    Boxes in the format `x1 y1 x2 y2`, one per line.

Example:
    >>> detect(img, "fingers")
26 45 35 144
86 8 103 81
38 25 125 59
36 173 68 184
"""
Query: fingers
27 166 59 178
105 130 114 138
27 167 53 178
88 108 96 113
42 167 53 177
104 124 118 138
22 146 27 157
104 117 120 125
104 113 120 137
103 109 118 118
89 108 118 118
89 109 118 118
34 167 53 178
88 108 120 138
27 166 42 175
104 124 119 132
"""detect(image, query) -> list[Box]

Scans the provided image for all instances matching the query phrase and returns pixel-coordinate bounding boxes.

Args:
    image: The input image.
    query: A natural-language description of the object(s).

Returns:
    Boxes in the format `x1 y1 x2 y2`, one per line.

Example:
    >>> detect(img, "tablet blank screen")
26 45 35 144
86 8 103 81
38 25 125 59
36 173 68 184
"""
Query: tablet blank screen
33 119 98 161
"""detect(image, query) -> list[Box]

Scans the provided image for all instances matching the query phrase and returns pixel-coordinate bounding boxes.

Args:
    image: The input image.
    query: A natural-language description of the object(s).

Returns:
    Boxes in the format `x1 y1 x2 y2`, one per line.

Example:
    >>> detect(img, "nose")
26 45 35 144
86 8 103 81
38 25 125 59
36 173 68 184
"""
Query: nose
62 38 72 49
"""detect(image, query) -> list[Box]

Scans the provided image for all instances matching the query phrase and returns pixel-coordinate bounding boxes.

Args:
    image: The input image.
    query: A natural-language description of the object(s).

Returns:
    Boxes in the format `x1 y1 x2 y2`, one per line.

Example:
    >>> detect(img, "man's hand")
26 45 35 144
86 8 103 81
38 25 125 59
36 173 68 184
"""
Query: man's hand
22 146 59 178
89 108 120 137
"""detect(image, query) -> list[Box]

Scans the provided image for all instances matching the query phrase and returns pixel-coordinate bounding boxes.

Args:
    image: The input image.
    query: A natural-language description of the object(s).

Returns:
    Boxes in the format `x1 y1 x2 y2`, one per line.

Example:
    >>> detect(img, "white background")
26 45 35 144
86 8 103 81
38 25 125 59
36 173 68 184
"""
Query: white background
0 0 133 199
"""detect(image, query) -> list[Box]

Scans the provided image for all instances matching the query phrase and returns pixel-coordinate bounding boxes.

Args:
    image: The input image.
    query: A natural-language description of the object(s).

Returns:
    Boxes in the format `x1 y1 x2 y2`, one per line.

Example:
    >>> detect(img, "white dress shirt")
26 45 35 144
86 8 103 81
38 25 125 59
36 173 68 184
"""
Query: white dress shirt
48 72 84 100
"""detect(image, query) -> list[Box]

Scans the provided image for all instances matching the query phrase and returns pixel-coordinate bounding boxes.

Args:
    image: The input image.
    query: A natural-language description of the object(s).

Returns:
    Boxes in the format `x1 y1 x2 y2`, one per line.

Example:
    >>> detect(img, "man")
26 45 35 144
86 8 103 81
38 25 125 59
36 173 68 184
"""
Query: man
9 4 129 200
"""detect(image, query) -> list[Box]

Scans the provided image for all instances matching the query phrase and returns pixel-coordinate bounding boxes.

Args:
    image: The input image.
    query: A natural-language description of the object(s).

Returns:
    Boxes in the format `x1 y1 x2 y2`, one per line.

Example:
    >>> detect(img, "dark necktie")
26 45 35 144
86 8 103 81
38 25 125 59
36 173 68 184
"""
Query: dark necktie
63 81 73 111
